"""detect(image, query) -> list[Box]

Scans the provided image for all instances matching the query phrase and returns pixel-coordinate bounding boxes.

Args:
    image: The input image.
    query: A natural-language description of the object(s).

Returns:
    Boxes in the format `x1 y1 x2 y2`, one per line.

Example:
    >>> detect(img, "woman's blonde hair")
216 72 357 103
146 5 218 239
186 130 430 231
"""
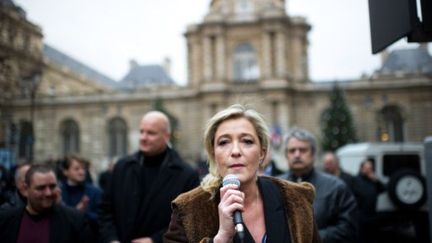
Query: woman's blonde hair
201 104 270 198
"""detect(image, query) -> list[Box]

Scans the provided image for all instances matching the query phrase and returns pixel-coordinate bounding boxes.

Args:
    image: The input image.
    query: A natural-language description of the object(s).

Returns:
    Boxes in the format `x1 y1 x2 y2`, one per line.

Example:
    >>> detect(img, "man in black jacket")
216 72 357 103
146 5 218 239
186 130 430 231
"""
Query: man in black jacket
99 111 200 243
0 163 30 209
0 164 92 243
279 127 358 243
322 152 355 192
352 159 385 243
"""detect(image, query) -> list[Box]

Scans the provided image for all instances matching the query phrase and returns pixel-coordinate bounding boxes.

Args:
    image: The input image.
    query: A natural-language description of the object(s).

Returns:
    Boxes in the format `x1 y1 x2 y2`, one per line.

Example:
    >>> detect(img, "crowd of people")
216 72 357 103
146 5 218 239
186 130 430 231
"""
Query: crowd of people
0 104 391 243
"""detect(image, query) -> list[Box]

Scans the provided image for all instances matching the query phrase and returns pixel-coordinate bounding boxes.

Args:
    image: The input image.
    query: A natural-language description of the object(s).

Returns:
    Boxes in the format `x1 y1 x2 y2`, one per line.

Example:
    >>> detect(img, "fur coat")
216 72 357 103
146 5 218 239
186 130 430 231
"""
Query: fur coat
164 176 320 243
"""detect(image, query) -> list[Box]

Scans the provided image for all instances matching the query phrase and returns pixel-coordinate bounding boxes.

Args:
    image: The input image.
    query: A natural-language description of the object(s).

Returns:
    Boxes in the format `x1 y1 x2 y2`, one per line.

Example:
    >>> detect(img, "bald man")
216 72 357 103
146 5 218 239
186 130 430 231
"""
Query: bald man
322 152 355 191
99 111 200 243
1 163 31 209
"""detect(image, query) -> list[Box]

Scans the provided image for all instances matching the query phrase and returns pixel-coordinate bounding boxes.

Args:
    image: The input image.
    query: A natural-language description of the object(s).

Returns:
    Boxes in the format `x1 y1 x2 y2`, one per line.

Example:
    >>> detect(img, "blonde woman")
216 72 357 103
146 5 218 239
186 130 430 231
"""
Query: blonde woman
164 104 320 243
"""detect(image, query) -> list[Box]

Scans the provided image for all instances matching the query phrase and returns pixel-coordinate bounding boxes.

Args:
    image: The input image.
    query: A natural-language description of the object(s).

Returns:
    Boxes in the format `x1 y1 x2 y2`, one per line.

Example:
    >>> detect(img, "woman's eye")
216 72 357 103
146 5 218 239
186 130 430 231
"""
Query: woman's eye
243 139 254 145
217 140 228 146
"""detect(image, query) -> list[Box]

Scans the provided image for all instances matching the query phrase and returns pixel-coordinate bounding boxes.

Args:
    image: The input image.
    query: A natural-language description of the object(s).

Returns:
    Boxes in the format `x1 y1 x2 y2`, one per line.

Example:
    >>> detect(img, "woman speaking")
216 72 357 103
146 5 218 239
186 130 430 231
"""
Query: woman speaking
164 104 320 243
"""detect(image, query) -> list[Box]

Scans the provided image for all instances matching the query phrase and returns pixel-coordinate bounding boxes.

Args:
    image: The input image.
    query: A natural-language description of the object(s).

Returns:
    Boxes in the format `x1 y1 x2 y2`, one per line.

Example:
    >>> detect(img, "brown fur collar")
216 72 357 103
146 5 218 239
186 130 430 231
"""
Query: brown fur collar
172 176 318 243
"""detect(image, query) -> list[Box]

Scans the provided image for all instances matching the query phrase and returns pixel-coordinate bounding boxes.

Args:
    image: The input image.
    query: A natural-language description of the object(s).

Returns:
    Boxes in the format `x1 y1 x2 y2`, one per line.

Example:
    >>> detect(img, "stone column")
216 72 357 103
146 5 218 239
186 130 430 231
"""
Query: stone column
276 31 286 78
262 31 272 79
203 36 213 82
216 35 225 80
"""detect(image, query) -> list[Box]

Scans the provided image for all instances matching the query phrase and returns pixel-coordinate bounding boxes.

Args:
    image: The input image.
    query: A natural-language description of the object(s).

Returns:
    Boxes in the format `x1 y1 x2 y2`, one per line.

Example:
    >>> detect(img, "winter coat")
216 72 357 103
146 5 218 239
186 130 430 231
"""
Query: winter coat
164 176 321 243
99 148 200 243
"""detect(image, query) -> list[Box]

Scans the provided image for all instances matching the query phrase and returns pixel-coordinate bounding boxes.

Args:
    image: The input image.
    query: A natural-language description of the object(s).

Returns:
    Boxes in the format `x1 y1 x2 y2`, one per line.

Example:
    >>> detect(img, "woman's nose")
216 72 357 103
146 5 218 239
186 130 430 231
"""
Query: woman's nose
230 141 241 156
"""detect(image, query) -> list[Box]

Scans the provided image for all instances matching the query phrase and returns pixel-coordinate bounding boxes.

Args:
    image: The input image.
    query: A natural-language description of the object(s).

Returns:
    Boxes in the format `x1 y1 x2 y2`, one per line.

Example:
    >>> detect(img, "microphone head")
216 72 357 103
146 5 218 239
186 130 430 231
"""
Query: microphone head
222 174 240 187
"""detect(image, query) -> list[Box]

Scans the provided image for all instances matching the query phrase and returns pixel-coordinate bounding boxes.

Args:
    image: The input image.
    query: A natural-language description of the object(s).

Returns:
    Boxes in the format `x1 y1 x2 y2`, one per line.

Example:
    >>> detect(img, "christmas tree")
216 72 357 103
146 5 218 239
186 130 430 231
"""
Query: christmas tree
320 84 358 151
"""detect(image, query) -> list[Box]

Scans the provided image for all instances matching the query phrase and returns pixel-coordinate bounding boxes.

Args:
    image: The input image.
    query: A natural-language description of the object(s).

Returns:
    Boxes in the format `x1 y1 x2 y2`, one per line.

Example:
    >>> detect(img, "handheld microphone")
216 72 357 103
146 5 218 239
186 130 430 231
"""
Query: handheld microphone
222 174 245 241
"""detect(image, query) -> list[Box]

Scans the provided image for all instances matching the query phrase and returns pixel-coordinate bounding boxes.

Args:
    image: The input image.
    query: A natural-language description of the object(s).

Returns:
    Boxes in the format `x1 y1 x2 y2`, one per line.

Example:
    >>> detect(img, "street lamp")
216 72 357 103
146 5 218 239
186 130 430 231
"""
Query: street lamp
23 70 41 162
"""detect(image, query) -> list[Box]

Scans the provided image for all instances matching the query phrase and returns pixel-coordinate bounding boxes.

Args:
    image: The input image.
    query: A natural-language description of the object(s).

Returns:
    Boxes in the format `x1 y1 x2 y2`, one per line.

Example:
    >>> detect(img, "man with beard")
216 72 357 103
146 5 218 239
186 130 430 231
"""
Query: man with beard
99 111 200 243
0 164 92 243
279 127 358 243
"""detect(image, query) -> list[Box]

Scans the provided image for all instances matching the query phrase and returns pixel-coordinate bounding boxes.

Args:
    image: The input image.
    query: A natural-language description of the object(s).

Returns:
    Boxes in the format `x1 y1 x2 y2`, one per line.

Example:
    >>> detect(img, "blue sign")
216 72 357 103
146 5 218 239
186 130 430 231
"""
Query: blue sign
0 149 16 170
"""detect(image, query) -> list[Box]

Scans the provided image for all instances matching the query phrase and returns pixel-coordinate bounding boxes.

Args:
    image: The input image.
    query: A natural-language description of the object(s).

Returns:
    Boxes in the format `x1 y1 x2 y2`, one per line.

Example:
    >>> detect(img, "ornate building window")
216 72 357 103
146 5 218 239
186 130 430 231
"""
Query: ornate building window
60 119 80 155
378 105 404 142
233 43 259 82
108 117 128 158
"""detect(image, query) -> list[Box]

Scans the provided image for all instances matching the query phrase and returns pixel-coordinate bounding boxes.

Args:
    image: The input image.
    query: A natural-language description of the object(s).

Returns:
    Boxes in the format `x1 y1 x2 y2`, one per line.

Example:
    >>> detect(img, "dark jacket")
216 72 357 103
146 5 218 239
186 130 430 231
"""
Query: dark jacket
352 174 385 215
164 176 320 243
60 182 102 221
0 191 26 209
0 204 93 243
99 148 200 243
339 170 355 192
280 169 358 243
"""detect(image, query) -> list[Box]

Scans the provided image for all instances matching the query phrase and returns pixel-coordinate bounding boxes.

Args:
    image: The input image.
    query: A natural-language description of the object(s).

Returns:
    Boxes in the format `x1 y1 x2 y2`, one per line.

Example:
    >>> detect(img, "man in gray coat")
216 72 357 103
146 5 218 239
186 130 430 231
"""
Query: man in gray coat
279 127 358 243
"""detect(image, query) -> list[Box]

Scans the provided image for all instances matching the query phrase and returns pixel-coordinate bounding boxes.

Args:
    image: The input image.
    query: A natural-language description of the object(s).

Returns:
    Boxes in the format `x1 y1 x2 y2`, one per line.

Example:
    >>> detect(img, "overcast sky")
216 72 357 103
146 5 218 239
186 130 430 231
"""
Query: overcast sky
14 0 425 85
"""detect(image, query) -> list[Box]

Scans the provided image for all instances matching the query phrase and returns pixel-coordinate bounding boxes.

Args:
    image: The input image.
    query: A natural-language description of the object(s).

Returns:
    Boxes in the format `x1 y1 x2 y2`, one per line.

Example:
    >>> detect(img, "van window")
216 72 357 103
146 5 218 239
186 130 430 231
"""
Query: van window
382 154 420 176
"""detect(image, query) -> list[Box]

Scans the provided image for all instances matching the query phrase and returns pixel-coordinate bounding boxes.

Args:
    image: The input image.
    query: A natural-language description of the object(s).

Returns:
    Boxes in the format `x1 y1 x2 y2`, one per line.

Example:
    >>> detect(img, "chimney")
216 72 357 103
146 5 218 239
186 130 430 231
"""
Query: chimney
163 57 171 75
380 49 389 65
129 59 139 70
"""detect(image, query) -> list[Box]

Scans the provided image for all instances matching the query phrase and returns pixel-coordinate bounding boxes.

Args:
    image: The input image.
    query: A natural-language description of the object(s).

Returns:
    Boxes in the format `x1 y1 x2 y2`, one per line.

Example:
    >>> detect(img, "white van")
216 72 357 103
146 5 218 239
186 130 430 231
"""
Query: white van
337 143 426 211
337 143 429 242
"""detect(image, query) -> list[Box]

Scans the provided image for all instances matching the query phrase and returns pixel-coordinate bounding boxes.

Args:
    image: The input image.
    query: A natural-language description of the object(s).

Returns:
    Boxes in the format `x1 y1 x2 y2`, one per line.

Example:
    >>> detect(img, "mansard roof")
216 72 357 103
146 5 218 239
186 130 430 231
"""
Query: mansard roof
378 46 432 75
120 64 175 89
43 44 119 88
0 0 26 17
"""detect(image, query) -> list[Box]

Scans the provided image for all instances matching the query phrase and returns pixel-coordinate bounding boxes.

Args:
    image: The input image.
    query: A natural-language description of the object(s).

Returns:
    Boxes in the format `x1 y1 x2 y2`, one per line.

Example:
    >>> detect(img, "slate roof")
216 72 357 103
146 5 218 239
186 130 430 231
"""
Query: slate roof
43 44 119 88
1 0 26 17
120 64 175 88
0 0 16 8
378 46 432 75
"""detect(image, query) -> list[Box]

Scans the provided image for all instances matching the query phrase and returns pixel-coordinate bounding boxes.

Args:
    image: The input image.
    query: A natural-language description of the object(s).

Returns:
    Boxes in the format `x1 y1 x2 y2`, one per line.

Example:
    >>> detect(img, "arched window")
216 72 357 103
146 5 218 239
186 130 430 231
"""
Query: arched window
233 43 259 82
108 117 128 158
18 121 33 161
378 105 404 142
60 119 80 155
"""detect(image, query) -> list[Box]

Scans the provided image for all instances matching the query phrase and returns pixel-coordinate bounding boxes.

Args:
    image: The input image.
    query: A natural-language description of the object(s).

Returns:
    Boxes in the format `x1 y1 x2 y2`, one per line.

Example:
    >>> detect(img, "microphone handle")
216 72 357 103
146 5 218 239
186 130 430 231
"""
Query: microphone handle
234 211 243 225
233 211 245 241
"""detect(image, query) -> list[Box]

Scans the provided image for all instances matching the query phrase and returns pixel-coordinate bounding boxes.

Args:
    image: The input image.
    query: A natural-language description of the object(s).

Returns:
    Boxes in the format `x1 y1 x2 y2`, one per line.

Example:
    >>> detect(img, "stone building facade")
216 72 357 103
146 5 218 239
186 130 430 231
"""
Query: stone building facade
1 0 432 172
1 0 43 163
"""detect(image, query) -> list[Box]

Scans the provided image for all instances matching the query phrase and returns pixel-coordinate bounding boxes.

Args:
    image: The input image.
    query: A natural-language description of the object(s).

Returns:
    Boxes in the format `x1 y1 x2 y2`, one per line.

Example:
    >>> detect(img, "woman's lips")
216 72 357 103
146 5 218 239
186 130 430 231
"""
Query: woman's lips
229 164 245 168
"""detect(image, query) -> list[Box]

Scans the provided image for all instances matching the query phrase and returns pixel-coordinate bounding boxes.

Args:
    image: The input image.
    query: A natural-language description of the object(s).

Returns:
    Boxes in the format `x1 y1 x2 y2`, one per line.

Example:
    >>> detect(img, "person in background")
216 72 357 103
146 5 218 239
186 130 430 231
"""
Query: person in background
164 104 320 243
194 151 209 180
0 164 11 205
98 158 116 192
99 110 200 243
279 127 358 243
322 152 355 191
61 155 101 231
352 159 385 243
0 163 31 209
0 164 93 243
259 149 283 177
